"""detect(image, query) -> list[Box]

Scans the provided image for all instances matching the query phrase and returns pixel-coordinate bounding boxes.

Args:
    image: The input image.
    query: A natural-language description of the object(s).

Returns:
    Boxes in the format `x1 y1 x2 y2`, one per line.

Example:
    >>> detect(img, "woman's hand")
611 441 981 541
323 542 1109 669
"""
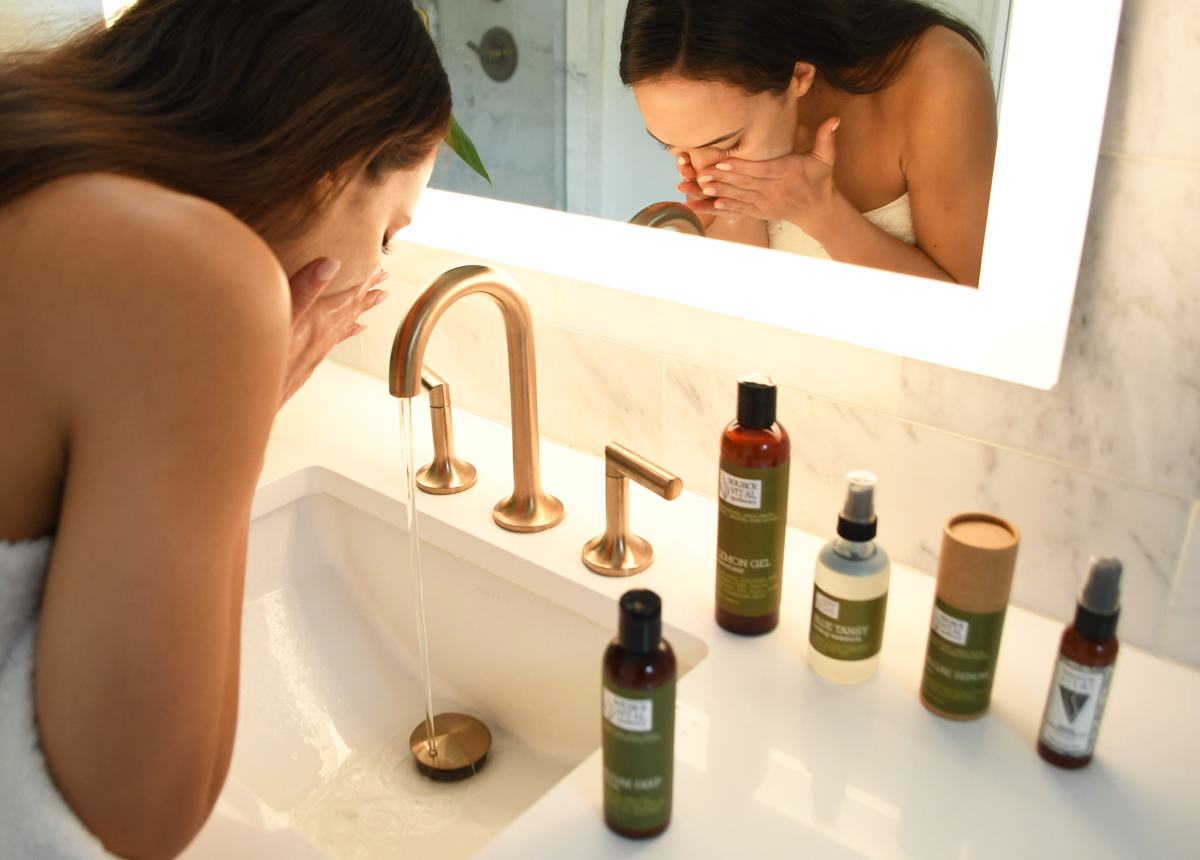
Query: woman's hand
677 152 768 246
693 117 842 237
280 259 388 407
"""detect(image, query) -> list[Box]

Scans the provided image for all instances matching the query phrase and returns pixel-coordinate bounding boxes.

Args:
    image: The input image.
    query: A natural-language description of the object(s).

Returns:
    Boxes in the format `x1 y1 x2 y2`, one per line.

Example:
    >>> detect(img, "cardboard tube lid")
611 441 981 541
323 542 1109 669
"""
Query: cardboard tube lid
935 513 1020 614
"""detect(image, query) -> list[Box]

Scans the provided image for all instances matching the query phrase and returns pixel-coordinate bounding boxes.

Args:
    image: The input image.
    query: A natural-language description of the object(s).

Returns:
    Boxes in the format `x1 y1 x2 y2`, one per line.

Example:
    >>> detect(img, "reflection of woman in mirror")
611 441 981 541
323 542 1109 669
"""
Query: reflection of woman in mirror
0 1 448 855
621 0 997 287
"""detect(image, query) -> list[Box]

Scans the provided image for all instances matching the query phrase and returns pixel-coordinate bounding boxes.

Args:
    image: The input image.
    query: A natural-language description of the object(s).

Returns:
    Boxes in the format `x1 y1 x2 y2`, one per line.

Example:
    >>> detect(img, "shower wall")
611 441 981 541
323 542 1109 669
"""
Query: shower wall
422 0 567 211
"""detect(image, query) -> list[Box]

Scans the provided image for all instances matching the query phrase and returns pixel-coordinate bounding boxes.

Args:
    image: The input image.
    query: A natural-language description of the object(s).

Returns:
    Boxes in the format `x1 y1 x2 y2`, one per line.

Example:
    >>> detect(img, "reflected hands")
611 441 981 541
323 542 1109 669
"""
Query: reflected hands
280 260 389 407
692 117 842 233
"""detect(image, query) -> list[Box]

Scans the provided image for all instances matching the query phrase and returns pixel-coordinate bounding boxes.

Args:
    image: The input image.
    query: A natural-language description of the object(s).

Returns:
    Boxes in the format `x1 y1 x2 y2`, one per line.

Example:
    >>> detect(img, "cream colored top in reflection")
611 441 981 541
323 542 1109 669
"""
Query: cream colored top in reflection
767 193 916 259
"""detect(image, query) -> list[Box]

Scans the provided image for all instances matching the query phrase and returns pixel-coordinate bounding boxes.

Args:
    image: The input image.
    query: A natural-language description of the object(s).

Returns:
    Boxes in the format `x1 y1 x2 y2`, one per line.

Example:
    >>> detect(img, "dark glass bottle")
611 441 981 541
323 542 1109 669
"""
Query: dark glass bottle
1037 558 1122 769
603 590 676 839
714 375 791 636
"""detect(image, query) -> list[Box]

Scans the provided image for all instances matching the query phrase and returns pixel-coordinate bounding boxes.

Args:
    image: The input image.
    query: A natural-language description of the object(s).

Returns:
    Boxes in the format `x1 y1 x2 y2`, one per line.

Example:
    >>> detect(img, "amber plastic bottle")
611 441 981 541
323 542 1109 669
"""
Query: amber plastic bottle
714 374 791 636
602 590 676 839
1037 558 1122 769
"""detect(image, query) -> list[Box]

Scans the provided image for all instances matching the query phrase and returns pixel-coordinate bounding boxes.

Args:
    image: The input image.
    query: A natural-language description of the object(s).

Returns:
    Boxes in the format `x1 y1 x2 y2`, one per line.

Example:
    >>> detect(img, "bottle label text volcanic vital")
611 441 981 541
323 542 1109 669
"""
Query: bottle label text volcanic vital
809 585 888 661
1039 657 1113 757
715 461 790 618
603 679 675 833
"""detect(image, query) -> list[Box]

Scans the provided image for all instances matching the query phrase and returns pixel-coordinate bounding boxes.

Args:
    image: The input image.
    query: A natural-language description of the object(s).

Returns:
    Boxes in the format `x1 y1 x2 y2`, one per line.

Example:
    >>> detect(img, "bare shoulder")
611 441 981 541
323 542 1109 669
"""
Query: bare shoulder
892 26 997 119
5 173 287 320
2 173 290 387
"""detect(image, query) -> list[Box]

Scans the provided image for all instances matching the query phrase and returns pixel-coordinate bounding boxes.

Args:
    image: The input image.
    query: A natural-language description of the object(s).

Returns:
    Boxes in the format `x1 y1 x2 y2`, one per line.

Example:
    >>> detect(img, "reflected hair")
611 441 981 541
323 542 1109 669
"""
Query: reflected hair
0 0 452 239
620 0 987 96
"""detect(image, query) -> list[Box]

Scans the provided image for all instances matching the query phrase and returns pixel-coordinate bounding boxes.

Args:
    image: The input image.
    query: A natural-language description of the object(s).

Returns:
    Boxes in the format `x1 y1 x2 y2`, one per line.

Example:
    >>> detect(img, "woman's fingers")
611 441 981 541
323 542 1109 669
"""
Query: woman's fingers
288 257 340 322
711 157 788 179
810 116 840 167
697 178 766 206
710 196 762 219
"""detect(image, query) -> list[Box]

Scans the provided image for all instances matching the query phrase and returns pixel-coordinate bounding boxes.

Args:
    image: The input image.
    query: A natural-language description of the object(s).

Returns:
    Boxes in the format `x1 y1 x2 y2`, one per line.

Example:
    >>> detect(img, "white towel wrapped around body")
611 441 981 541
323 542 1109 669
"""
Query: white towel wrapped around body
0 537 119 859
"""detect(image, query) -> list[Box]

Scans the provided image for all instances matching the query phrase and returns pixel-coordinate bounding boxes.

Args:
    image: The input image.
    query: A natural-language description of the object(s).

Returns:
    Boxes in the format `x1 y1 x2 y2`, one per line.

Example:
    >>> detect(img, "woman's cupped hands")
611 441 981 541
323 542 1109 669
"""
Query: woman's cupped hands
682 116 841 231
279 259 388 407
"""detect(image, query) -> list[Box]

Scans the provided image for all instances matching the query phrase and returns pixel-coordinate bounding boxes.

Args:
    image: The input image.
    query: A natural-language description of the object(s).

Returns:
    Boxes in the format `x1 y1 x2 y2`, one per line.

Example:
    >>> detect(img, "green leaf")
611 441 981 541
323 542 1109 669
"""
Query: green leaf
445 116 491 185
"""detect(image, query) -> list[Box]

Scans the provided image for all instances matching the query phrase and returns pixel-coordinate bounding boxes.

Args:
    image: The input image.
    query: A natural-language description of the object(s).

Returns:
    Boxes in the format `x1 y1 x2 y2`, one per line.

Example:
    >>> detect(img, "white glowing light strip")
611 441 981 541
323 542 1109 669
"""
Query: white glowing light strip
102 1 135 27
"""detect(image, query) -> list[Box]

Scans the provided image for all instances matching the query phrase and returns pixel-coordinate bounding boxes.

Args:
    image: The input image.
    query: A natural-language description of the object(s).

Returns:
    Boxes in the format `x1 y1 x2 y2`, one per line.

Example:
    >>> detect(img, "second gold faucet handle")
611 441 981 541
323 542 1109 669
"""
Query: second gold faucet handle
582 444 682 577
605 443 682 501
416 366 477 495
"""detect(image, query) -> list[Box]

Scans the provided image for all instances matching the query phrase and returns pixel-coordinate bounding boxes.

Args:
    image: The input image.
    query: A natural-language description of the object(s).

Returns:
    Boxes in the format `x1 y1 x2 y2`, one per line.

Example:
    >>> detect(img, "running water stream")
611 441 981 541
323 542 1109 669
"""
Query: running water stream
400 397 438 759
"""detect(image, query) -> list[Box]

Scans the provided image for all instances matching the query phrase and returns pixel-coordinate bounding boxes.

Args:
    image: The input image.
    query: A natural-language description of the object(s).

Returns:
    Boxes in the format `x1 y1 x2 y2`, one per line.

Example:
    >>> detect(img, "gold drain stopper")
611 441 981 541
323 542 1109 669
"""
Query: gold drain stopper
409 713 492 782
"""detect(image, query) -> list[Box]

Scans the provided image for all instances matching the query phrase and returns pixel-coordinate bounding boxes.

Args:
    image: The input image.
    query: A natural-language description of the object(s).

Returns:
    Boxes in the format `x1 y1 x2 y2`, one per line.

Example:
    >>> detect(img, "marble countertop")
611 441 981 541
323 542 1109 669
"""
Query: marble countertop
190 362 1200 860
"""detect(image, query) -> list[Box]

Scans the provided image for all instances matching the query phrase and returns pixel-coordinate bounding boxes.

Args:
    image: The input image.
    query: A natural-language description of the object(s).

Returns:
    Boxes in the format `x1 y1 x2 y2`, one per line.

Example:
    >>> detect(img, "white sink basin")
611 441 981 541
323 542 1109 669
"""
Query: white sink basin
217 467 706 860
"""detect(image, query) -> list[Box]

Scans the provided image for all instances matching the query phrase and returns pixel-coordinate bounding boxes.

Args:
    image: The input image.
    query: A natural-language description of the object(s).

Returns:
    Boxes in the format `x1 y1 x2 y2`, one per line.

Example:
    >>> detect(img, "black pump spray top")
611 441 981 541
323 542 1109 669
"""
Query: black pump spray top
1075 558 1122 641
837 471 878 542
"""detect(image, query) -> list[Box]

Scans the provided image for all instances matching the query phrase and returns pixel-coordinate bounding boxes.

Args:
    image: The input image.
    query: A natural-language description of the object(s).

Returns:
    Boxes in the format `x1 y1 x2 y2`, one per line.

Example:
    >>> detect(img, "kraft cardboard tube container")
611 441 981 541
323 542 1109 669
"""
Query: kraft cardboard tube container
919 513 1020 721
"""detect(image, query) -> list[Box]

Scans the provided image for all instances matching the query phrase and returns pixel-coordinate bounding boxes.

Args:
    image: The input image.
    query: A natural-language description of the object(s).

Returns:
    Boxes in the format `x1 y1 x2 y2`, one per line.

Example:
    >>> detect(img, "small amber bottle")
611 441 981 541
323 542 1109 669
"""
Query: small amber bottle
1037 558 1122 769
603 590 676 839
714 374 791 636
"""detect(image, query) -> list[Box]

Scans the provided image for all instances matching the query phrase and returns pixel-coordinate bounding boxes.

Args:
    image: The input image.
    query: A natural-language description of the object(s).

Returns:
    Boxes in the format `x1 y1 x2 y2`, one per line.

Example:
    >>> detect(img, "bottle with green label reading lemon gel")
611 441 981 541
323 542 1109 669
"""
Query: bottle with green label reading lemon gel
808 471 891 683
715 374 790 636
603 589 675 839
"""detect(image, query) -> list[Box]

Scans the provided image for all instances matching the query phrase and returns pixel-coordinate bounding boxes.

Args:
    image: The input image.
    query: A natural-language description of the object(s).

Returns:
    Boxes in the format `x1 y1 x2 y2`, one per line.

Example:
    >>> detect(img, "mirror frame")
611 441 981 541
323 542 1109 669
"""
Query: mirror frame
400 0 1123 390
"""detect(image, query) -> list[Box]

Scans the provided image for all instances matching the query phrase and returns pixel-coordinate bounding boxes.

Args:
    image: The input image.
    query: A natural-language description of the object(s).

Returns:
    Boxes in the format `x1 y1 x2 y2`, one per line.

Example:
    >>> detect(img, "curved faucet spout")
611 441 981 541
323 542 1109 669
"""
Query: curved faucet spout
389 265 565 532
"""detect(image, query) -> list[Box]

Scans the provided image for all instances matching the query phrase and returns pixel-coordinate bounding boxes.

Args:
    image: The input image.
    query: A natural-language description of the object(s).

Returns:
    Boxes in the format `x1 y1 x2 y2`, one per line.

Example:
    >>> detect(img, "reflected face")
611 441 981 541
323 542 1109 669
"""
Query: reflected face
271 152 436 293
633 75 801 173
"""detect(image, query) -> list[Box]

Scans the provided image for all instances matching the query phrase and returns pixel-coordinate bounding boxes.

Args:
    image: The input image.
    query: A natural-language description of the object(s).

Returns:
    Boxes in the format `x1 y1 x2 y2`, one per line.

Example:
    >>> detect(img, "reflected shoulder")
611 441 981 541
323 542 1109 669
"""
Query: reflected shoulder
899 26 996 110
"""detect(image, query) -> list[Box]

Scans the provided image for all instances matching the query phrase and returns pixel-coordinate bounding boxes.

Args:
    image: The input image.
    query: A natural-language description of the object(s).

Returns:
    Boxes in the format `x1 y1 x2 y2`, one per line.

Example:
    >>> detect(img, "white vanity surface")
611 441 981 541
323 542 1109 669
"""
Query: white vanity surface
184 362 1199 860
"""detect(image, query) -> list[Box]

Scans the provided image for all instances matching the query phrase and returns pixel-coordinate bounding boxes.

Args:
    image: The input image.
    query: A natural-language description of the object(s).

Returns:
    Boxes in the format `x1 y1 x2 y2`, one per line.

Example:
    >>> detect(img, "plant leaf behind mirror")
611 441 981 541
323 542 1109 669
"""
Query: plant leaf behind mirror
416 5 491 185
445 116 491 185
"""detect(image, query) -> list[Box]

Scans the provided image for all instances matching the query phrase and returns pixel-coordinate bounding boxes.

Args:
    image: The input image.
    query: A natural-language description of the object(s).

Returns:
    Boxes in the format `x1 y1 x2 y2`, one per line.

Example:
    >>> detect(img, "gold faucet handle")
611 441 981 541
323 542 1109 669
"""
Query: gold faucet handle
416 365 477 495
605 443 682 500
582 443 682 577
628 202 706 237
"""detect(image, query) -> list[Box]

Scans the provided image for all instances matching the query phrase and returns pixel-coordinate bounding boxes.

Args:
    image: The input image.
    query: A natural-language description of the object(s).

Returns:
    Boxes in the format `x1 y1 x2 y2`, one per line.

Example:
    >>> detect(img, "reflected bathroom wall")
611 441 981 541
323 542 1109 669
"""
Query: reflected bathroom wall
425 0 1013 226
421 0 567 211
0 0 102 51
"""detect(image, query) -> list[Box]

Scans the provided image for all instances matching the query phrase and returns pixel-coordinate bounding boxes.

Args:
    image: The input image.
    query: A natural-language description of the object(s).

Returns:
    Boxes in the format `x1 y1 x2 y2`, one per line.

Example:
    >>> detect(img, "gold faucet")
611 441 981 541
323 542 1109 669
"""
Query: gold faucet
583 443 682 576
390 265 565 533
416 366 477 494
629 202 706 236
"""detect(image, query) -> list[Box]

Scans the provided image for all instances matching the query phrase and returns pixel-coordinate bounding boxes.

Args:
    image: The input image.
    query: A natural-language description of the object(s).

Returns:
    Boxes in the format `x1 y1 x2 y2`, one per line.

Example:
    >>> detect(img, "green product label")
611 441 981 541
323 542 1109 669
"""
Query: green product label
809 585 888 661
602 679 675 833
715 460 790 618
920 597 1007 716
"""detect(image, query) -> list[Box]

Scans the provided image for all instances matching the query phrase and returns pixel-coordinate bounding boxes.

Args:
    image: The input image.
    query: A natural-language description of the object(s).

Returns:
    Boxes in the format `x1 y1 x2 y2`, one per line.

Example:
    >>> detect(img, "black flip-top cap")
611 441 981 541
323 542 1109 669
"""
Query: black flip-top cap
737 373 777 429
619 589 662 654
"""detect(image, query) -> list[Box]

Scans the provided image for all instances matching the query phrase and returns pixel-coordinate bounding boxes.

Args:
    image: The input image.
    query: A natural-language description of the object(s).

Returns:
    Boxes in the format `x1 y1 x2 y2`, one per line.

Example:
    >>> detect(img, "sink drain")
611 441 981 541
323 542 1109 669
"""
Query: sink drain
409 713 492 782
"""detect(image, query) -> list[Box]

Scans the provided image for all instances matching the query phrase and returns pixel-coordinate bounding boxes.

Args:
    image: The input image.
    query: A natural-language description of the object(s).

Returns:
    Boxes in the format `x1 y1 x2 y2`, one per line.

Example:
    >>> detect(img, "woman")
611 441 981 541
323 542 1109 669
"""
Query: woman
0 1 450 857
621 0 997 287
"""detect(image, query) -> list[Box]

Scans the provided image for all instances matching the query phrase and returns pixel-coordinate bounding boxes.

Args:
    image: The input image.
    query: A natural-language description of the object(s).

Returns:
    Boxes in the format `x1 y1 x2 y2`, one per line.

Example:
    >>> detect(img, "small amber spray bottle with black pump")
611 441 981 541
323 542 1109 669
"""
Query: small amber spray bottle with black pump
603 590 676 839
1038 558 1122 769
714 374 791 636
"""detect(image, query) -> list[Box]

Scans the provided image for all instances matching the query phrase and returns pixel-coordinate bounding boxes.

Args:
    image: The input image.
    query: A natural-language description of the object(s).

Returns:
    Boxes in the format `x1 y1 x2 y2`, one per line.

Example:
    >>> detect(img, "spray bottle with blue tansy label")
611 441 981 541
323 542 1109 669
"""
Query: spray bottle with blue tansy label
808 472 891 683
714 374 790 636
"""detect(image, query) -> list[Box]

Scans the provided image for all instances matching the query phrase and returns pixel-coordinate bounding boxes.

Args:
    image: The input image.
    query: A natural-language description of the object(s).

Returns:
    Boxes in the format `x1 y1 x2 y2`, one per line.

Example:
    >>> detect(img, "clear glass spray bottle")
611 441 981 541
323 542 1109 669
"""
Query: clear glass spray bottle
807 472 891 683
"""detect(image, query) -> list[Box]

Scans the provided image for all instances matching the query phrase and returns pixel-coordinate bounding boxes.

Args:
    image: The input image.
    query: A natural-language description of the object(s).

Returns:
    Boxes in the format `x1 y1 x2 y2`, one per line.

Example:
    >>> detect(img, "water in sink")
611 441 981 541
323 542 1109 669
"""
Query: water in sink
232 483 705 860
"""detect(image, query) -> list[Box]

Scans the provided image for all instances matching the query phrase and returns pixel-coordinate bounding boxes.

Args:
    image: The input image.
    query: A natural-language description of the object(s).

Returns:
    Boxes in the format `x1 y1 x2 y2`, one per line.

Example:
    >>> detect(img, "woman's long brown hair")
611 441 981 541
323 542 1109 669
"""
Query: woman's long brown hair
0 0 452 239
621 0 987 96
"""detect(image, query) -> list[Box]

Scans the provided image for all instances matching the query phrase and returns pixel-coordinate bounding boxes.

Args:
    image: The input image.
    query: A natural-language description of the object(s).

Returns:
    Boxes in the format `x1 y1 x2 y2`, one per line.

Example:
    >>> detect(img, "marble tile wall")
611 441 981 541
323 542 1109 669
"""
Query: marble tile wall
335 0 1200 668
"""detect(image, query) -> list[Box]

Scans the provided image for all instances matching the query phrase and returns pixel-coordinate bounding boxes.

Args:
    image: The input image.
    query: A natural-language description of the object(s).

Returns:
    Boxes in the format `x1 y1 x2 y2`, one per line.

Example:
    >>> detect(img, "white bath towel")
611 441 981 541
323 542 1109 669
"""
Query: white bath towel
0 537 118 859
